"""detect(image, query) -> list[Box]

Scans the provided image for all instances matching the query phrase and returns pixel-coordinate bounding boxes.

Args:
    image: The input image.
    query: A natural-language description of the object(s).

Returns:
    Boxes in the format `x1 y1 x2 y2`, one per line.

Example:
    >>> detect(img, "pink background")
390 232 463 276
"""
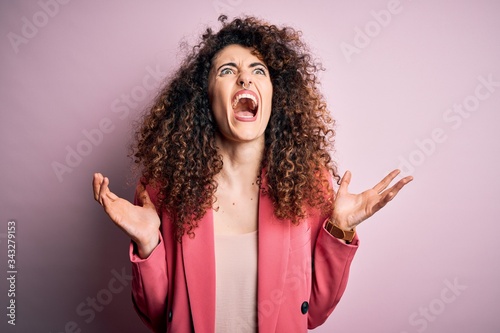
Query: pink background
1 0 499 332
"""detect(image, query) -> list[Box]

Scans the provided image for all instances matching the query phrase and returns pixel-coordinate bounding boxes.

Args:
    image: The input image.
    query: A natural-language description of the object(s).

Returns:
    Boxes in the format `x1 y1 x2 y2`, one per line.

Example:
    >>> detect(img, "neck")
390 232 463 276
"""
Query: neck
215 135 264 186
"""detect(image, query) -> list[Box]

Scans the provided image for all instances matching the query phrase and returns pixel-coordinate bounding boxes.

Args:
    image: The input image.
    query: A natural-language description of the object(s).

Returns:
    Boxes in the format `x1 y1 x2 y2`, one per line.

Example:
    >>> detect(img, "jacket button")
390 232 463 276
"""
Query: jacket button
168 310 173 322
301 301 309 314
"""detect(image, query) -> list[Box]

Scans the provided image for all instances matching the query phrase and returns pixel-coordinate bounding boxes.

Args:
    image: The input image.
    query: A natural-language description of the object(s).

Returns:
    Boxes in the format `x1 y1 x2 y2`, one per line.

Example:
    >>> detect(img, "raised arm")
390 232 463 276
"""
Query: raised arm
308 169 412 327
92 173 160 258
331 169 413 232
92 173 168 331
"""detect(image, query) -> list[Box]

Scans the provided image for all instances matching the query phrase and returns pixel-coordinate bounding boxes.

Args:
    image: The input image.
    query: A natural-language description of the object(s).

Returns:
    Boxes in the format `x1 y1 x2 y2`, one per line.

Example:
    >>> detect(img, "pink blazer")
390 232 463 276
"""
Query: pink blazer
129 179 359 333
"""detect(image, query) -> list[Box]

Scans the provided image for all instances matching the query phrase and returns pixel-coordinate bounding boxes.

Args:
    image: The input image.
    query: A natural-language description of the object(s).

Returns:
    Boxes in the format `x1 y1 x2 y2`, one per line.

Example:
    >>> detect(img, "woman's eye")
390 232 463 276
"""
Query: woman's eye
220 68 234 75
253 68 266 75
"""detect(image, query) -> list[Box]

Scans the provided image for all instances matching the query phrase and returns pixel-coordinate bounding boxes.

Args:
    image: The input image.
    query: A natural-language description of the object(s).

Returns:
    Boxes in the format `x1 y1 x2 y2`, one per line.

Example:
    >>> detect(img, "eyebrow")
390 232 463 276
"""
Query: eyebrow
216 62 268 72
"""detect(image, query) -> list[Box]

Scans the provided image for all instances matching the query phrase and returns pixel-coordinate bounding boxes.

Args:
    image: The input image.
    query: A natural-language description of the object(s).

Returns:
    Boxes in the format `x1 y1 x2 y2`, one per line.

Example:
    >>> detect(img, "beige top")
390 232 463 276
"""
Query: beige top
215 231 258 333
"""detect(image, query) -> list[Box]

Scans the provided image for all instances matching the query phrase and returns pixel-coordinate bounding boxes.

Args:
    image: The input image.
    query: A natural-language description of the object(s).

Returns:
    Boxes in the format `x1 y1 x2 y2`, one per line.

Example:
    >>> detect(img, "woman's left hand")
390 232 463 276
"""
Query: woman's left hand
332 169 413 230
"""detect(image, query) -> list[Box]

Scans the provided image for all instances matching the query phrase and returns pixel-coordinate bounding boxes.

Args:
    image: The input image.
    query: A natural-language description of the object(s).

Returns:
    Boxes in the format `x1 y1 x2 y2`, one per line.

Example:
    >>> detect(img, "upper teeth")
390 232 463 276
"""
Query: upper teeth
232 93 258 110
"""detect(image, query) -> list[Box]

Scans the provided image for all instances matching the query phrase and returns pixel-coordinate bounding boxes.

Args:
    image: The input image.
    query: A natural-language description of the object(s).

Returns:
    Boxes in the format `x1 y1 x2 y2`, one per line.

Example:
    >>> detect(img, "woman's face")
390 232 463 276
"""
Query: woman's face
208 44 273 144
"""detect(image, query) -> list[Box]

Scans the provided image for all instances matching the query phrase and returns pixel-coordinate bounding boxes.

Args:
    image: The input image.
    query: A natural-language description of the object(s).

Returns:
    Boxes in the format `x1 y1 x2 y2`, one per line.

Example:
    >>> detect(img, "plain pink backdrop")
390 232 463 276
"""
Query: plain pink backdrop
1 0 499 332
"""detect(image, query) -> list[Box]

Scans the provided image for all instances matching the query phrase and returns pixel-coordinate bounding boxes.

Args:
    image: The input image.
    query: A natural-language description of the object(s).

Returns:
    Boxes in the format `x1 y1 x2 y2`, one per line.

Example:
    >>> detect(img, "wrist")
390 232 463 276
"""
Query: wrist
136 233 160 259
325 219 356 243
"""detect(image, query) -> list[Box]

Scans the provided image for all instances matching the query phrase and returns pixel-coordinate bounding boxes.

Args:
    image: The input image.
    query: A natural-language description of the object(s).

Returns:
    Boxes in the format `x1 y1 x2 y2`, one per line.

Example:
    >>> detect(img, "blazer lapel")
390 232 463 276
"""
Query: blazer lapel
257 180 290 332
181 210 216 333
181 175 291 333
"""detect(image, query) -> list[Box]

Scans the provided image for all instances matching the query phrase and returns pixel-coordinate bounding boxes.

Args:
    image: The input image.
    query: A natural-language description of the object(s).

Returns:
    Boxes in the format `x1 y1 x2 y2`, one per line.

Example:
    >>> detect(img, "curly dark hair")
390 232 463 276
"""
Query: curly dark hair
132 15 340 240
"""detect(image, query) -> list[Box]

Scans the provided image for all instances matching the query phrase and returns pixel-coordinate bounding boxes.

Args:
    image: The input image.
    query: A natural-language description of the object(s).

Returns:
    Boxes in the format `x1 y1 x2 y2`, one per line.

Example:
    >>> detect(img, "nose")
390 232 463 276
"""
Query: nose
238 71 252 89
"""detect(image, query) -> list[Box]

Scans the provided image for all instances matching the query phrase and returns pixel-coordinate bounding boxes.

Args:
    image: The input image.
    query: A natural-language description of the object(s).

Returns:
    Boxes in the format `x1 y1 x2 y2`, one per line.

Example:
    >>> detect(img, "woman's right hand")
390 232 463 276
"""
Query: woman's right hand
92 173 161 259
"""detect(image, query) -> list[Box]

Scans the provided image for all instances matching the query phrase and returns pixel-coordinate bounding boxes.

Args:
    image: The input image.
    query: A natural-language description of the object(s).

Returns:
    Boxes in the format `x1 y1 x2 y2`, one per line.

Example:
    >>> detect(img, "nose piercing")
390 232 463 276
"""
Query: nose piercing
241 82 251 90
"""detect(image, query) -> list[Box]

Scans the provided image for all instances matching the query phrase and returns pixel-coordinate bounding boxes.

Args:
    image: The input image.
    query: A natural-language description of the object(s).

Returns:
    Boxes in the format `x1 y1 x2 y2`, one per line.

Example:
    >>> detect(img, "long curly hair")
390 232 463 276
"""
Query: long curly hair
132 15 340 240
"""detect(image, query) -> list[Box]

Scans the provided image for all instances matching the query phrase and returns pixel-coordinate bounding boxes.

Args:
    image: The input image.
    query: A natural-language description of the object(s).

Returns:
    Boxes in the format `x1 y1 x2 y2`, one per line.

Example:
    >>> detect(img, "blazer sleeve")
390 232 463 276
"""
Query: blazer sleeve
308 219 359 328
129 184 169 333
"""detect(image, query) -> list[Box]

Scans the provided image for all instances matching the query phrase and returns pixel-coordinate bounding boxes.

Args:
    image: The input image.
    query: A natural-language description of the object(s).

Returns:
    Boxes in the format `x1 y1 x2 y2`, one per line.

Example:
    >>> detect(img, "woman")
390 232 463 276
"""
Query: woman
92 15 412 333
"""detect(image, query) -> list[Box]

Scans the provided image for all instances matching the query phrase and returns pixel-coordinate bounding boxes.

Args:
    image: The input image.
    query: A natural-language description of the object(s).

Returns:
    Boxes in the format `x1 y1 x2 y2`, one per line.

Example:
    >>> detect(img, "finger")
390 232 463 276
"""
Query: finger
100 178 121 208
370 175 413 214
98 176 111 206
381 175 413 204
372 169 401 193
102 190 120 209
105 189 119 201
337 170 351 195
93 173 104 202
100 177 120 209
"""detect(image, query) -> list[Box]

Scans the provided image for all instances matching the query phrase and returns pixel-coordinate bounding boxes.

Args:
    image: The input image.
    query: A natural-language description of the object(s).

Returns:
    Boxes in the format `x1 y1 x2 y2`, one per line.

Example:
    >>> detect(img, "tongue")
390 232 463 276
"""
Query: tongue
236 110 254 117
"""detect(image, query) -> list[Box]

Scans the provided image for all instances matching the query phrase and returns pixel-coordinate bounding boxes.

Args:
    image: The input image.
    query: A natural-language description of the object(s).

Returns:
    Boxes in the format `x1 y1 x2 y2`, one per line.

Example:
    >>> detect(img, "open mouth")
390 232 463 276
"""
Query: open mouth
232 90 259 121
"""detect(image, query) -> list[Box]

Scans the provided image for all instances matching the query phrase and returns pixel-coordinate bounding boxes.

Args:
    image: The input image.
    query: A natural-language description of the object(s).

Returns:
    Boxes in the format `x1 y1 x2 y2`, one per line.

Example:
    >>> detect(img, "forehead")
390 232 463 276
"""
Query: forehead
211 44 264 66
